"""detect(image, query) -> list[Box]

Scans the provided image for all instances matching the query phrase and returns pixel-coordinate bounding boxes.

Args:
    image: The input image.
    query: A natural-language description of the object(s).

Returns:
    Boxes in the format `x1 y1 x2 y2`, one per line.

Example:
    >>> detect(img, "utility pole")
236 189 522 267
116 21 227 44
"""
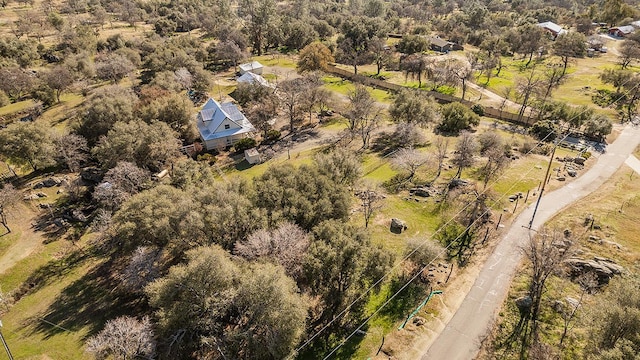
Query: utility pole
528 138 559 229
0 321 14 360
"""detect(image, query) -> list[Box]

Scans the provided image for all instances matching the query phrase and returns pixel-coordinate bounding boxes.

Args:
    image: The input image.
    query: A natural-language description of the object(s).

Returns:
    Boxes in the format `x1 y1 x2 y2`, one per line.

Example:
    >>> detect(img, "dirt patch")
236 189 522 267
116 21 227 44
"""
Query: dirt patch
0 204 45 275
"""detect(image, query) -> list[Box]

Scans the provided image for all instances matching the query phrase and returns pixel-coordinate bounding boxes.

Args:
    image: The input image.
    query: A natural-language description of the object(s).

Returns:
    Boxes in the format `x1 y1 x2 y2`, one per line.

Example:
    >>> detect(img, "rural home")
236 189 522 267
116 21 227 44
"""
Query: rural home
237 71 271 87
239 61 264 75
196 98 255 150
537 21 567 38
609 25 635 37
429 37 454 53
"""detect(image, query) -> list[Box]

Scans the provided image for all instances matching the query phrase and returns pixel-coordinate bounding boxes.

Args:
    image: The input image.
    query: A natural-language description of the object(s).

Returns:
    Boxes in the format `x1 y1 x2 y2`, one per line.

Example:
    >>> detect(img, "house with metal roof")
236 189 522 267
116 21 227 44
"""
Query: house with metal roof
237 71 272 87
196 98 255 150
609 25 635 37
239 61 264 75
537 21 567 38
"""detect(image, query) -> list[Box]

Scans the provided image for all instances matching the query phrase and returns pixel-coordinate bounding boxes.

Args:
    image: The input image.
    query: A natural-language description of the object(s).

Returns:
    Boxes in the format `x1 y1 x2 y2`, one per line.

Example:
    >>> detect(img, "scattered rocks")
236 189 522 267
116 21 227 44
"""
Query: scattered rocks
448 178 469 189
563 229 572 238
33 177 63 189
23 194 40 200
390 218 407 234
35 192 47 198
409 185 440 198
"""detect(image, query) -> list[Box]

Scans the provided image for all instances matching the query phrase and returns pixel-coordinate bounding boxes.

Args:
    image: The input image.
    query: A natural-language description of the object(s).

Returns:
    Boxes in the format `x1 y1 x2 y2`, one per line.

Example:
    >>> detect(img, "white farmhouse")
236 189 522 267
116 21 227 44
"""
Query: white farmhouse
196 98 255 150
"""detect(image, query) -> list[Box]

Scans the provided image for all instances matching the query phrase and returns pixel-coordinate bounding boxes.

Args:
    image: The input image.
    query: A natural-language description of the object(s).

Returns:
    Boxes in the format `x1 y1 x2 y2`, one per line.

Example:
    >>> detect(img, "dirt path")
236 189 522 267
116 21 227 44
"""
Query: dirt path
0 204 44 275
467 81 521 111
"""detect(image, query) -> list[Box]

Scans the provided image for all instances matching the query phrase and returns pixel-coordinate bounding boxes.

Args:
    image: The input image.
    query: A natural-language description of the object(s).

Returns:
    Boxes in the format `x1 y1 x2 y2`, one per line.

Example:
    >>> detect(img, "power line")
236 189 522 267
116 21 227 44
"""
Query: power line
317 77 640 358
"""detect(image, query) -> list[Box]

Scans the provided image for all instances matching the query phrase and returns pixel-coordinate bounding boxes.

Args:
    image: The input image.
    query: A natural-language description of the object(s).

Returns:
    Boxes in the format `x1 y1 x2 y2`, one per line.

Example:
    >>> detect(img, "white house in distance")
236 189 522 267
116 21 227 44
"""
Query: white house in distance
196 98 255 150
237 71 272 87
537 21 567 38
239 61 264 75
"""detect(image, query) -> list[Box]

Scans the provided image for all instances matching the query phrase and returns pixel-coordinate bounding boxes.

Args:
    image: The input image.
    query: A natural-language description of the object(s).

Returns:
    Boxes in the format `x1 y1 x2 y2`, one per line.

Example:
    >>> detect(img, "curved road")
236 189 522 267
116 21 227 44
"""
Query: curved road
421 124 640 360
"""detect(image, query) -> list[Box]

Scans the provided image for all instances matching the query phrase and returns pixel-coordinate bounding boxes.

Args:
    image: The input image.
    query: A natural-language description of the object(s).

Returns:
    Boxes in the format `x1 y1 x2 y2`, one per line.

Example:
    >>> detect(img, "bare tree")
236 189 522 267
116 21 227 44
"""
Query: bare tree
432 136 449 183
173 67 193 90
558 273 597 348
513 229 574 350
278 77 308 133
54 133 88 172
86 316 156 360
392 147 430 182
121 246 162 293
515 69 543 122
0 184 21 234
235 222 310 278
478 131 508 189
93 162 150 211
357 182 384 228
445 59 473 101
345 85 382 148
451 131 477 179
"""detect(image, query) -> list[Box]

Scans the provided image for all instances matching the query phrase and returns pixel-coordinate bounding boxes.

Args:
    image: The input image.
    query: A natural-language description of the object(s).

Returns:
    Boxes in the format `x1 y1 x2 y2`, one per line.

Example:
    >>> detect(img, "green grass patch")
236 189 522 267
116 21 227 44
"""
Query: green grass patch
252 54 297 68
0 99 37 117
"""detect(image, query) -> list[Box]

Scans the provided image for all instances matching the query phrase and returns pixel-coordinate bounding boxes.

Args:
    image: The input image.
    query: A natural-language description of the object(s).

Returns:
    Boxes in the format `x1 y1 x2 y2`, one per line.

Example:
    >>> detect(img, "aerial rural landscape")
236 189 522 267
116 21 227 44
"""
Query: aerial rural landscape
0 0 640 359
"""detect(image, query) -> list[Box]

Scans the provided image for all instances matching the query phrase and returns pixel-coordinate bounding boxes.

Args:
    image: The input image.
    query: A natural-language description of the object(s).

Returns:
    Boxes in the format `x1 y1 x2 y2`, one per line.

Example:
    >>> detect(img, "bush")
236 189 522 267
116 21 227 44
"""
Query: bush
234 137 257 152
471 104 485 116
197 153 216 165
265 129 281 142
437 102 480 135
0 91 9 107
32 87 56 107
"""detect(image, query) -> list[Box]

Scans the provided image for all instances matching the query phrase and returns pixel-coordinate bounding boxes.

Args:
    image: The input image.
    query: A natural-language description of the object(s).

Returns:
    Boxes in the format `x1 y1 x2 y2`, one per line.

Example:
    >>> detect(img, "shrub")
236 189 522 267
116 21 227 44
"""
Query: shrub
234 137 257 152
265 129 281 142
0 91 9 107
471 104 485 116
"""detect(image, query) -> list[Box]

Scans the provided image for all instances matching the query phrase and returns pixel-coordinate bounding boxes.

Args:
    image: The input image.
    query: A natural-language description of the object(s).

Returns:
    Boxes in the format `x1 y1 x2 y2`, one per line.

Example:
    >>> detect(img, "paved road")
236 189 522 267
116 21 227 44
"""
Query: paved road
421 124 640 360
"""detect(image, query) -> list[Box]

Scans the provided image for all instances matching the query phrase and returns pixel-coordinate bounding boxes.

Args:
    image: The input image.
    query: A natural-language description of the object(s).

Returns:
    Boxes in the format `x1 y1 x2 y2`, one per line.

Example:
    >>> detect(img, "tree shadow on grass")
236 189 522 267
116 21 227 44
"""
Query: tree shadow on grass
376 276 430 326
29 258 148 340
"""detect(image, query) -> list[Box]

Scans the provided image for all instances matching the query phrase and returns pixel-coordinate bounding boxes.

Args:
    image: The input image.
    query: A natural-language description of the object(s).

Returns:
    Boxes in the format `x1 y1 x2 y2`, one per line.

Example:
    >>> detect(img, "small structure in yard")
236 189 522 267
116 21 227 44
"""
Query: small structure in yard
428 37 455 53
196 98 255 151
537 21 567 38
244 148 261 165
239 61 264 75
237 71 272 87
609 25 635 37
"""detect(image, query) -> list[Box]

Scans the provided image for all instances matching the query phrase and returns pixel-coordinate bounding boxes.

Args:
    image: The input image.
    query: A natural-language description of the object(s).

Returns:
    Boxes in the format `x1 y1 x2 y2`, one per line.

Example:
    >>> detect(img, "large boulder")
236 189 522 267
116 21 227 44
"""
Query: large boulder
565 257 624 286
80 167 104 183
390 218 407 234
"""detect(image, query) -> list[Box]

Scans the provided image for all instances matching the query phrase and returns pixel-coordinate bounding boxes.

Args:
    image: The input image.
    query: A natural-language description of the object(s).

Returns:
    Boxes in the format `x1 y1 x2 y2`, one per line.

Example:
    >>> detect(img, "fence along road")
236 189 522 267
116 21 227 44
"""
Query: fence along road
324 64 534 126
420 123 640 360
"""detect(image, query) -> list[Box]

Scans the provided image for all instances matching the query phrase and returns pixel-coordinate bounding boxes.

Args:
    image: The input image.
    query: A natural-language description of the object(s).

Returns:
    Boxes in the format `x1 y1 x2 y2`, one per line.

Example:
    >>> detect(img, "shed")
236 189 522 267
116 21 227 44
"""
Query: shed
244 148 261 165
609 25 635 37
239 61 264 75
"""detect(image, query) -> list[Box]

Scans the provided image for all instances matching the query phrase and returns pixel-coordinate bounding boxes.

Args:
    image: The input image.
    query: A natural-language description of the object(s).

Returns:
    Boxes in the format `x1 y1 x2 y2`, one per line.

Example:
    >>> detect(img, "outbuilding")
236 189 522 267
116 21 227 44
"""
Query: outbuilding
239 61 264 75
244 148 261 165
